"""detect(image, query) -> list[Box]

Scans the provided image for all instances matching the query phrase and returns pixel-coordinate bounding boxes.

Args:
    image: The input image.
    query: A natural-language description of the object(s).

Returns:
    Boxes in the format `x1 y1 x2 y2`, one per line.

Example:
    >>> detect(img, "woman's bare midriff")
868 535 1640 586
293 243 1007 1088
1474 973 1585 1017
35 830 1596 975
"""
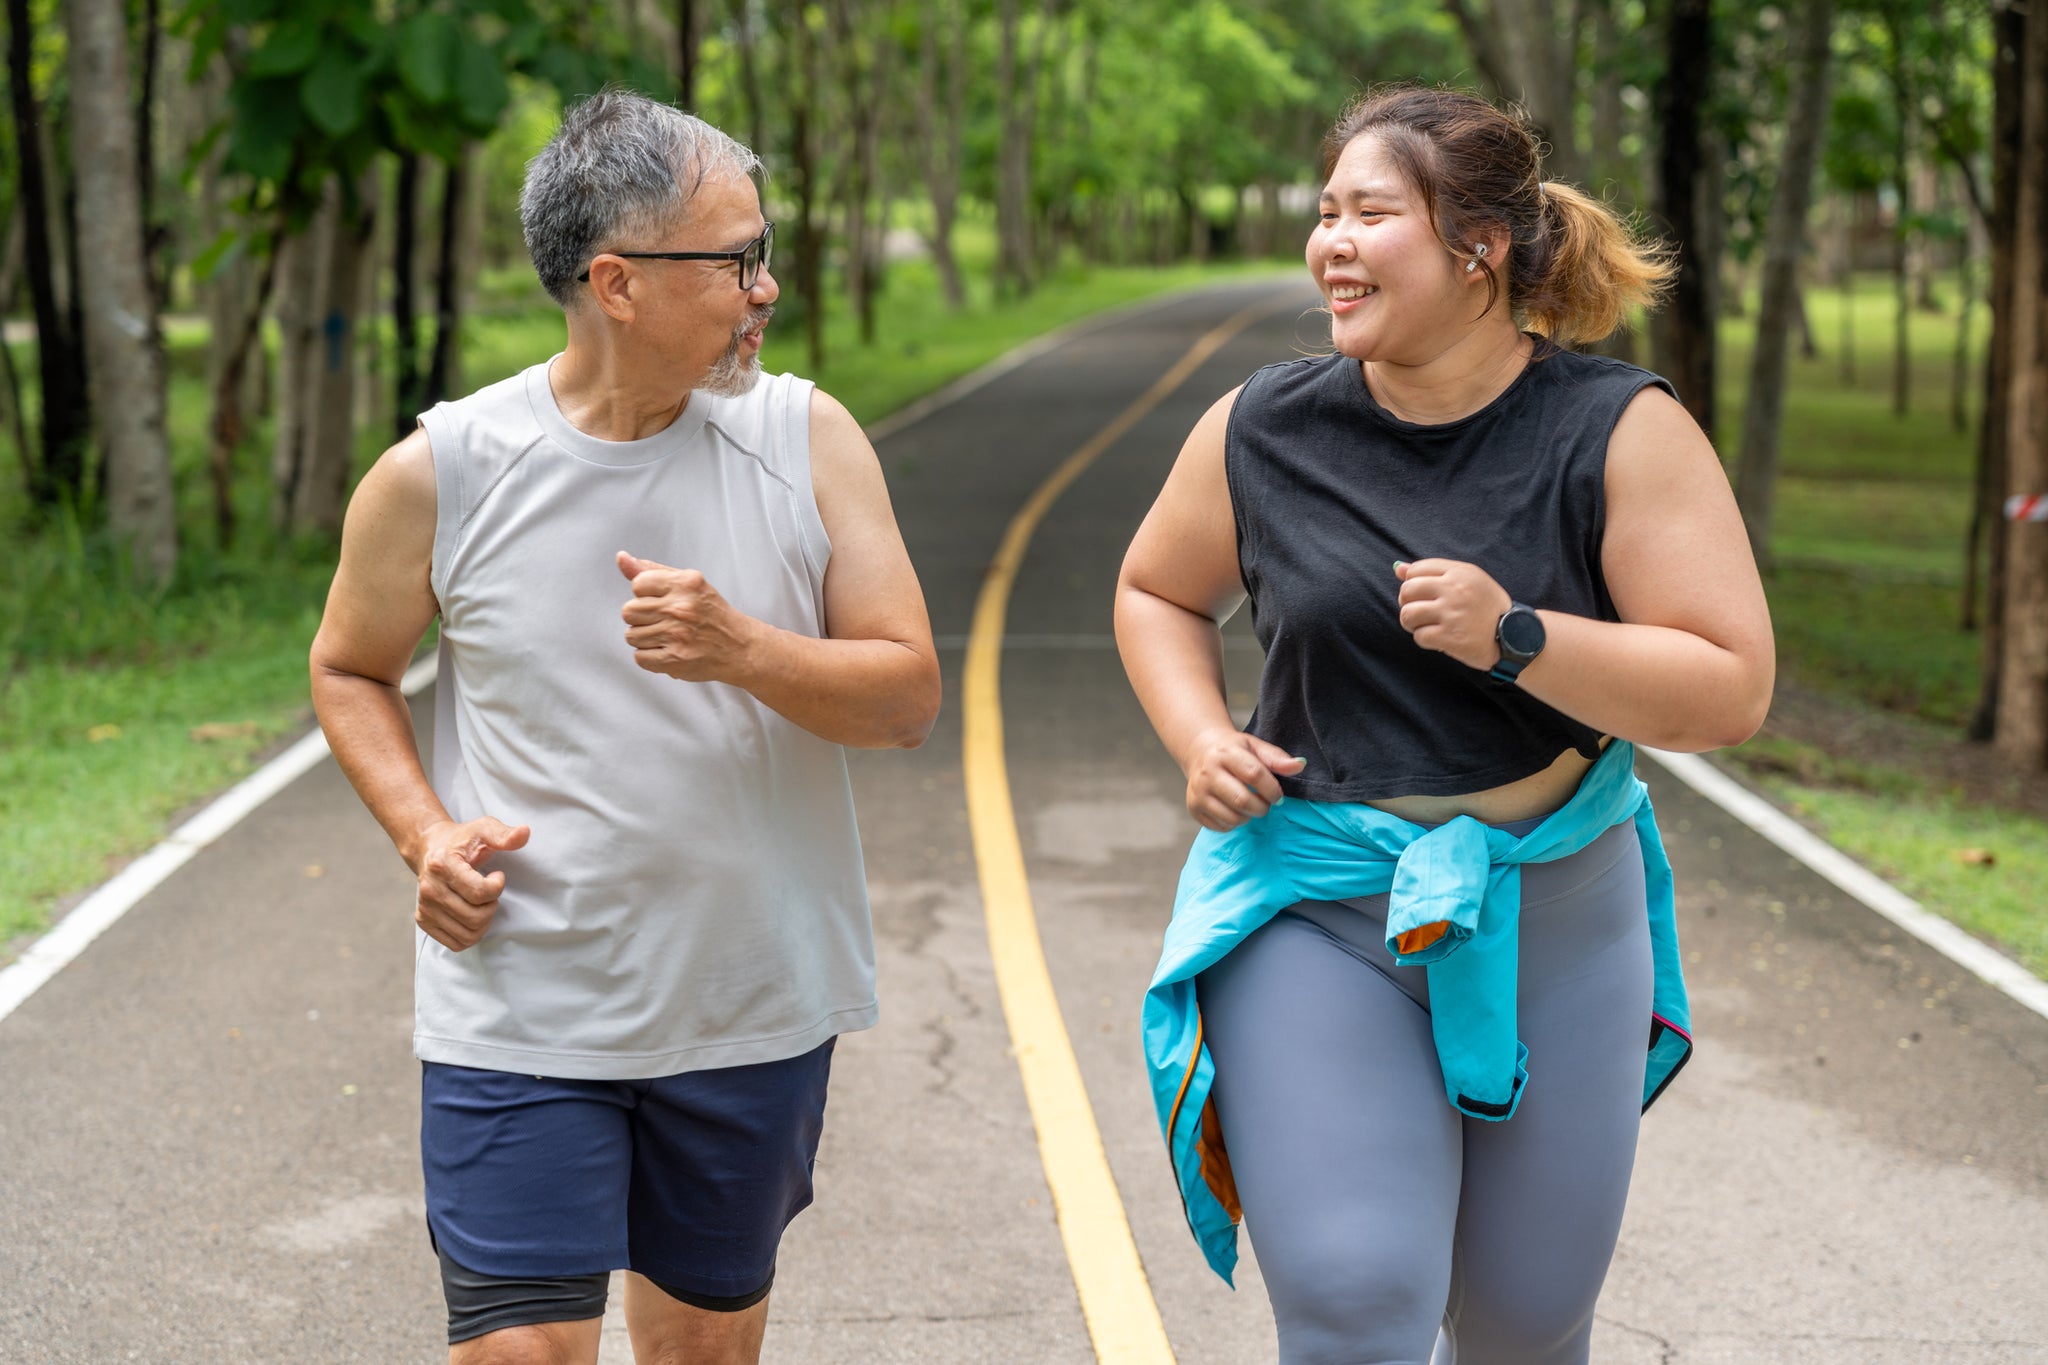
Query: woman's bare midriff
1363 737 1612 826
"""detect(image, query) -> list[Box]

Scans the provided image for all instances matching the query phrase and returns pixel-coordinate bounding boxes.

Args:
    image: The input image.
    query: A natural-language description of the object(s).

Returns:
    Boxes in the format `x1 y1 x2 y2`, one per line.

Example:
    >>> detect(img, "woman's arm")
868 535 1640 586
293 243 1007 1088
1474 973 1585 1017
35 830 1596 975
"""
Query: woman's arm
1394 385 1774 751
1115 387 1306 830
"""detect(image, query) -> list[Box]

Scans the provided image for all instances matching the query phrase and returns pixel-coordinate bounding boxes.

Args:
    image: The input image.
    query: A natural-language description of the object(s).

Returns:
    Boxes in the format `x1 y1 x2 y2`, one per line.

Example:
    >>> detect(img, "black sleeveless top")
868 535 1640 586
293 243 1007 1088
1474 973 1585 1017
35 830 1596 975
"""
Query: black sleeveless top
1225 343 1675 801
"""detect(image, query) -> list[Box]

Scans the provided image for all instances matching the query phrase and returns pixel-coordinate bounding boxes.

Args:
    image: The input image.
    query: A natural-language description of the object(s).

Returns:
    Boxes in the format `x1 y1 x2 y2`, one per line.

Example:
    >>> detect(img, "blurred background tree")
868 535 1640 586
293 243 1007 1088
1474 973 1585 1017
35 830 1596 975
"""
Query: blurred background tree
3 0 2046 772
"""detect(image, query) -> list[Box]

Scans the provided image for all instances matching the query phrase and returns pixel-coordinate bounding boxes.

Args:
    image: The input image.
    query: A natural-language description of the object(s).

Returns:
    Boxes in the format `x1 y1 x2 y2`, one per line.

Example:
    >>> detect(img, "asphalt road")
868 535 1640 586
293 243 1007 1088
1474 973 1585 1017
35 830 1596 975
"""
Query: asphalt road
4 279 2046 1364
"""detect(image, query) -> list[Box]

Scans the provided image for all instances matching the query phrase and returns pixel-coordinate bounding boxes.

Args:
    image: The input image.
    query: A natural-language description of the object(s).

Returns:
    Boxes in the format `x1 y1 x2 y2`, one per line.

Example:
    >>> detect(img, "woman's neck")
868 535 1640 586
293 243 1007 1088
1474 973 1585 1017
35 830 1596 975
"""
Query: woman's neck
1360 323 1532 425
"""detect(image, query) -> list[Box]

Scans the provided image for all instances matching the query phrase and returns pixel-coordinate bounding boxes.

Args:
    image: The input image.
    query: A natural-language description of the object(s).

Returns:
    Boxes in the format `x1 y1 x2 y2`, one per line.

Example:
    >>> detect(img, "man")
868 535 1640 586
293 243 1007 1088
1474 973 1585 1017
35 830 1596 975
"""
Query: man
310 91 939 1365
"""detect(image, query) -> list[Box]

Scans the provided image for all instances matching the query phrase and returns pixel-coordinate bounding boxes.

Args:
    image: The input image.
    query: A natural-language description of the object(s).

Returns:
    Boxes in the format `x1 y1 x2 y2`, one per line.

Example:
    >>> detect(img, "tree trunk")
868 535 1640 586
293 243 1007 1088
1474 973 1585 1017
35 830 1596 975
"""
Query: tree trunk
425 154 465 409
1954 224 1975 435
273 174 376 537
1178 187 1205 262
1992 0 2048 766
1442 0 1585 187
392 151 423 440
730 0 767 159
270 225 319 529
301 174 377 536
1655 0 1717 440
1029 10 1073 279
994 0 1035 296
1586 0 1640 360
1912 159 1942 312
192 46 270 549
1733 0 1833 569
204 232 278 553
678 0 700 108
8 0 91 507
829 0 892 347
1887 10 1913 416
784 0 825 370
1792 280 1817 359
1839 198 1857 384
68 0 176 584
0 204 31 490
912 0 967 310
1589 0 1626 198
451 141 485 396
137 0 166 316
1965 0 2023 681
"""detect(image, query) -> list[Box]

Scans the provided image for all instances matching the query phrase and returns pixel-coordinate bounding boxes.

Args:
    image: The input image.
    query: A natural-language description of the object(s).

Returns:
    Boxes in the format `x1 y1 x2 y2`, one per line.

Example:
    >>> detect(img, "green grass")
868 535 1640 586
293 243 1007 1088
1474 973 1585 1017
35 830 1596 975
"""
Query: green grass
1711 276 2047 977
1714 277 1989 726
0 249 1279 955
1730 737 2048 978
0 505 343 945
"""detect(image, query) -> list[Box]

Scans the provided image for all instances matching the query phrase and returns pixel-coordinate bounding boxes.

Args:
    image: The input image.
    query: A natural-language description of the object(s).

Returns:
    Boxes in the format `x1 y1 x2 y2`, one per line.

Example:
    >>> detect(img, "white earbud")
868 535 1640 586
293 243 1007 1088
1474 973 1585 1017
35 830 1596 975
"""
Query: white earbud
1465 243 1489 273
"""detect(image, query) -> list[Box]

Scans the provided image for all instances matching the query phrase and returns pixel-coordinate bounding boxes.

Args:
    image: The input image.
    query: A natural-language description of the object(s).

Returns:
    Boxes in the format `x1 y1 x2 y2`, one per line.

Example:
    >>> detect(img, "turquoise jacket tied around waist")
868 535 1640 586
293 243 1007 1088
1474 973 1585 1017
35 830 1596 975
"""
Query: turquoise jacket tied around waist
1142 740 1693 1283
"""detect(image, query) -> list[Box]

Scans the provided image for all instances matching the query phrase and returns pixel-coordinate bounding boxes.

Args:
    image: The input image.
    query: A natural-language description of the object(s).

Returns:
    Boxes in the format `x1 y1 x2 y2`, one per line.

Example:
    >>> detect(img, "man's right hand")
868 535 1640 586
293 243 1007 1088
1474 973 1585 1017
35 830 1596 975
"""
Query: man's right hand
1181 727 1307 832
412 817 531 951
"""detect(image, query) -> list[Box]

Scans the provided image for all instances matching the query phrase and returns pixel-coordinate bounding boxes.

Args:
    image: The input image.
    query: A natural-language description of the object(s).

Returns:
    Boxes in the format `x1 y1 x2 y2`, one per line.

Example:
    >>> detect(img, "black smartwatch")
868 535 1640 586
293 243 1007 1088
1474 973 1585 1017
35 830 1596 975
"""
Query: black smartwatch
1490 603 1545 684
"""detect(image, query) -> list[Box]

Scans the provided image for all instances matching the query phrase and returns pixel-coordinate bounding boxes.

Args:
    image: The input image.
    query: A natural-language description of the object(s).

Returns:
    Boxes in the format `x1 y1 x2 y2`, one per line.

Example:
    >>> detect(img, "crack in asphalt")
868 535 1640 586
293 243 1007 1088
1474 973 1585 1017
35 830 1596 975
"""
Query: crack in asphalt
1594 1312 1679 1363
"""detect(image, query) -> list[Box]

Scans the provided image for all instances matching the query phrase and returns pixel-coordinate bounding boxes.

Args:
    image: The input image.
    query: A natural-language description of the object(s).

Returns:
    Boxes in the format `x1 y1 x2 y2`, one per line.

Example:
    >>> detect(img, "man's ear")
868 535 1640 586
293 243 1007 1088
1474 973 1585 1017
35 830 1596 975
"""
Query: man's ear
585 256 638 323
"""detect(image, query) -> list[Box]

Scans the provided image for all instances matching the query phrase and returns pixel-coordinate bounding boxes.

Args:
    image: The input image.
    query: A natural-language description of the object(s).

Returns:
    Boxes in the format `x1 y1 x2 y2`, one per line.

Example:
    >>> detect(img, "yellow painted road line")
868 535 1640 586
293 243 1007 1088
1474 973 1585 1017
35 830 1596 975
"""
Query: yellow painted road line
962 298 1285 1364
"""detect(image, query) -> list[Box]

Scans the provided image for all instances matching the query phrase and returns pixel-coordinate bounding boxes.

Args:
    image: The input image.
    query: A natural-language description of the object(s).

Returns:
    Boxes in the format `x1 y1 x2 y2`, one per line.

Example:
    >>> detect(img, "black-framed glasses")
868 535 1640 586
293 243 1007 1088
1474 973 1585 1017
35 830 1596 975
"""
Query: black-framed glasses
578 221 774 289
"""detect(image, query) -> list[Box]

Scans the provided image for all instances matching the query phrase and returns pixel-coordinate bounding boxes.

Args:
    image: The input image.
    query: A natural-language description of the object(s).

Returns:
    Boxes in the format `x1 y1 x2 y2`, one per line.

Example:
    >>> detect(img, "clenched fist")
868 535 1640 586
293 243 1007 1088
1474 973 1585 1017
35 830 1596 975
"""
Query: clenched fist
413 816 529 951
617 550 765 683
1180 726 1308 832
1394 558 1514 672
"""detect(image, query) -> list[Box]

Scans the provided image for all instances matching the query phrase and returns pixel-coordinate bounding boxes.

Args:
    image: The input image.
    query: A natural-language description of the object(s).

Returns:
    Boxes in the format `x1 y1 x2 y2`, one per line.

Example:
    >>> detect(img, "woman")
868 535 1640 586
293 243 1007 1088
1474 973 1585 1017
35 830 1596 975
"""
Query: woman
1117 87 1773 1364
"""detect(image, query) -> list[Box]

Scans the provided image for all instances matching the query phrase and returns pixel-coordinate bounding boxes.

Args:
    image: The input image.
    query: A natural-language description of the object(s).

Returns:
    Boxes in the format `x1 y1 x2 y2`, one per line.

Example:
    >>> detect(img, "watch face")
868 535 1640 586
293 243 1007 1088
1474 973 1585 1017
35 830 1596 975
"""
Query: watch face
1500 608 1545 658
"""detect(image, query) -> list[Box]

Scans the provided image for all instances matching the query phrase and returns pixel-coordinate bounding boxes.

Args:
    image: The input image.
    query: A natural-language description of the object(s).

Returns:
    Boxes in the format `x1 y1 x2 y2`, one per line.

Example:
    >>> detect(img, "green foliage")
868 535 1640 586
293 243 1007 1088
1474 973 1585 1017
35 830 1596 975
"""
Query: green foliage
180 0 527 207
171 0 664 230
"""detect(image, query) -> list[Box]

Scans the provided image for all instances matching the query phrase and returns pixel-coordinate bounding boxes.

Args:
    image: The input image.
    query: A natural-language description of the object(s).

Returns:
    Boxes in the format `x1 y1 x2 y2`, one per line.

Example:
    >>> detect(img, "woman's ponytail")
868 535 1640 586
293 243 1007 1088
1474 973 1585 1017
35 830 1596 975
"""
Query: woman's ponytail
1517 181 1674 346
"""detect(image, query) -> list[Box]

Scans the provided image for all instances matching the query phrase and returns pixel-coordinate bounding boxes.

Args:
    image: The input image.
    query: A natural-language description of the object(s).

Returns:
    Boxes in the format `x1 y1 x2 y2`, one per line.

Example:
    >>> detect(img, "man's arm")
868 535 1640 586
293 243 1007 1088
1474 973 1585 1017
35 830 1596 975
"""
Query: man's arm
617 389 941 748
309 429 528 951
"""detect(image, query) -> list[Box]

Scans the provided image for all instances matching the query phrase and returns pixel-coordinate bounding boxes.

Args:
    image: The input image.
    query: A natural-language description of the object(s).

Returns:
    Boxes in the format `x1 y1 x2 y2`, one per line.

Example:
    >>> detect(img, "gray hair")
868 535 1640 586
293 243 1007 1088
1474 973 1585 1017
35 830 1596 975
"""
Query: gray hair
521 89 762 308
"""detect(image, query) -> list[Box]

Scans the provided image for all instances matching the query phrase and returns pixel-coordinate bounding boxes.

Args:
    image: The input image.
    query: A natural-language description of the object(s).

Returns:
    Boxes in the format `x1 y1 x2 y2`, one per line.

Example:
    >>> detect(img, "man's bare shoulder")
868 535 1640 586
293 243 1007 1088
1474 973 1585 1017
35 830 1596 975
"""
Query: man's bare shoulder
340 426 437 556
806 387 871 459
344 427 435 526
369 426 437 504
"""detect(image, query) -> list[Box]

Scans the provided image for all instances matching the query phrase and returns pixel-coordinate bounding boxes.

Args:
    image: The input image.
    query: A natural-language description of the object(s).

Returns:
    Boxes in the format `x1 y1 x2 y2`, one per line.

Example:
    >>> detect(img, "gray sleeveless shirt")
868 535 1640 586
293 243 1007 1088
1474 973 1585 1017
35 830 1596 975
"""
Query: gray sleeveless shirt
415 361 876 1079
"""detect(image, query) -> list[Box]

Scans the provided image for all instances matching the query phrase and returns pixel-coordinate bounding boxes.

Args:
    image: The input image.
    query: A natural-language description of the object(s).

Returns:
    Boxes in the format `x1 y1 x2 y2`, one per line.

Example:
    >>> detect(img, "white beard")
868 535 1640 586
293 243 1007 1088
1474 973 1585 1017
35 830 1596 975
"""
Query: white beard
700 306 773 396
699 344 761 396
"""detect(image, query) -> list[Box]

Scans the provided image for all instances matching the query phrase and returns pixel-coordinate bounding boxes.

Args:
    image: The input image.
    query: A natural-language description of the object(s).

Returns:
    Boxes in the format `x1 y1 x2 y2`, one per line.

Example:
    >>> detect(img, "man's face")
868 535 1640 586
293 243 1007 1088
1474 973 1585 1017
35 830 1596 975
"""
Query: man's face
621 173 779 395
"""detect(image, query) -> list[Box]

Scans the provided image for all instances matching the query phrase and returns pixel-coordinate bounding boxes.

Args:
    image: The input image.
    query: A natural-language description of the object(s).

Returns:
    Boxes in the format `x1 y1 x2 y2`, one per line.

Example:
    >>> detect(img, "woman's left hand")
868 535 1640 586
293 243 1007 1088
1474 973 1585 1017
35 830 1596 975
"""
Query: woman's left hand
1394 558 1514 671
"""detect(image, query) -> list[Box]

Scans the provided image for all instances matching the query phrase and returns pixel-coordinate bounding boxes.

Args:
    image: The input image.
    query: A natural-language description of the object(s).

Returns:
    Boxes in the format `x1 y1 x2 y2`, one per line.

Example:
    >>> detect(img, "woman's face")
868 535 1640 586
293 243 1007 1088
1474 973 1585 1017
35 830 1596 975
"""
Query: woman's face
1308 133 1489 364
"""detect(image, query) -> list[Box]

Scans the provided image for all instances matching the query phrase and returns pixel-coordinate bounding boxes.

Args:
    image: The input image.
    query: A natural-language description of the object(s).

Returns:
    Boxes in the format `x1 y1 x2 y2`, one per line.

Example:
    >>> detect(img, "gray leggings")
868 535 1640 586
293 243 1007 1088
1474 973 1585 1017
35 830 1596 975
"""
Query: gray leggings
1196 819 1652 1365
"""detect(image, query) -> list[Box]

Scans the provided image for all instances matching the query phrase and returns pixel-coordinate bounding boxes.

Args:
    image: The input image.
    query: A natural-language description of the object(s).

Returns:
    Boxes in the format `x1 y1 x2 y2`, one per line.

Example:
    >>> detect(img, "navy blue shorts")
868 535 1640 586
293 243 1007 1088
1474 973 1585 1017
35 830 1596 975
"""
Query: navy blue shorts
420 1038 835 1306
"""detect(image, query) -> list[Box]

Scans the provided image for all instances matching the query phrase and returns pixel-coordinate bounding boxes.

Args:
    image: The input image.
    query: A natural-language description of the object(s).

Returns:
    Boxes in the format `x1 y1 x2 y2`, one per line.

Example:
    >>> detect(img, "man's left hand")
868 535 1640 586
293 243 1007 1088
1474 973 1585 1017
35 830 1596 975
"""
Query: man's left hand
618 550 766 682
1394 558 1513 671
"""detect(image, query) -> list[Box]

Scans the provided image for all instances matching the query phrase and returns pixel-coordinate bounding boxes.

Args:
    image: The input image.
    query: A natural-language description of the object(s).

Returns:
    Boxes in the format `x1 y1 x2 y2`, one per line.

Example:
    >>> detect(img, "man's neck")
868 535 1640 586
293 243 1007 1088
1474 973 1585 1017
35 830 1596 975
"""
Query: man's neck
1361 322 1532 426
547 331 690 442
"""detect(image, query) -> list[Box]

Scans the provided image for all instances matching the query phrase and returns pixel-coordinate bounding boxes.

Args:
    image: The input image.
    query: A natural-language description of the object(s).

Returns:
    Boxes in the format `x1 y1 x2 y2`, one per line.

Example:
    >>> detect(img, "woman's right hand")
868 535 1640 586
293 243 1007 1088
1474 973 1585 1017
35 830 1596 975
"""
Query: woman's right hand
1181 727 1308 831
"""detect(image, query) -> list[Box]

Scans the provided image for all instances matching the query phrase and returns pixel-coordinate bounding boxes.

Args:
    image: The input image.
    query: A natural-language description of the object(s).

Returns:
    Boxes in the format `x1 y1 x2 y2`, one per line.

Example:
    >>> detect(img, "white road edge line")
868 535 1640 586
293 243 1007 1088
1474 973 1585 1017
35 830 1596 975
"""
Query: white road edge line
0 654 440 1026
1642 747 2048 1023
